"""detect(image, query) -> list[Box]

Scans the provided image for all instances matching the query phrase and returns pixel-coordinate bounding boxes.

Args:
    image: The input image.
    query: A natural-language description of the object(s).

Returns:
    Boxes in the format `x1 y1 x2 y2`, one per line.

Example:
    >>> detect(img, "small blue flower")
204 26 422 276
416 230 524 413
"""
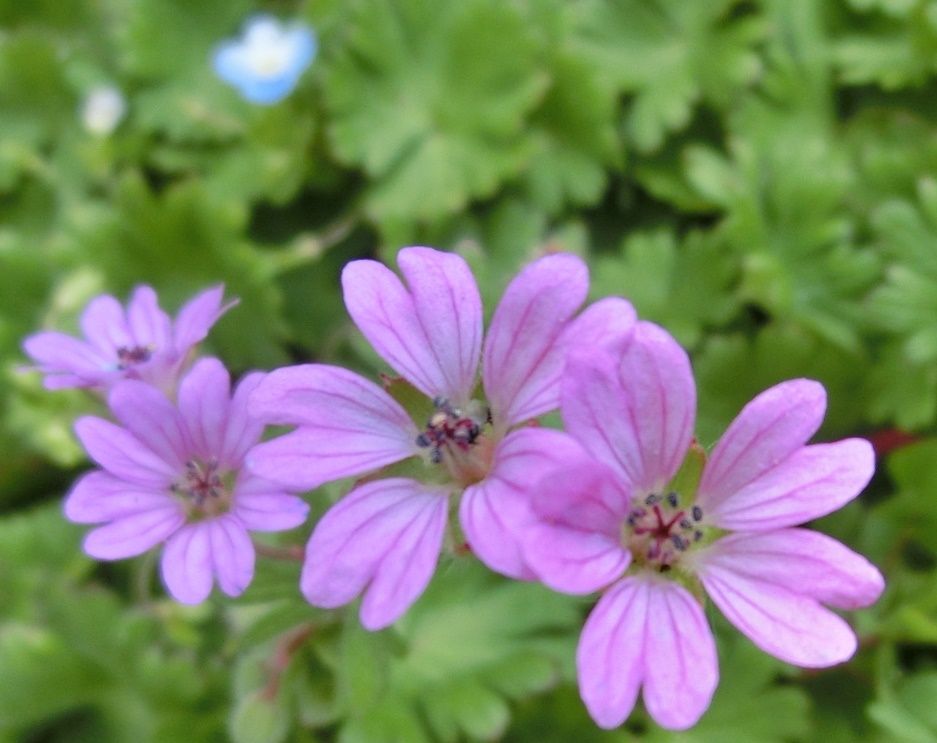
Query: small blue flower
213 15 316 105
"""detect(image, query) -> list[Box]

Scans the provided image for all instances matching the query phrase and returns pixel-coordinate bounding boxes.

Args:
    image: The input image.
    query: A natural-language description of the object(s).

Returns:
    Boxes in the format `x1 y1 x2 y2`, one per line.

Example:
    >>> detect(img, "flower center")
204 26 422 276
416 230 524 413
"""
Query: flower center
172 458 233 519
116 344 153 370
624 491 704 572
416 397 492 486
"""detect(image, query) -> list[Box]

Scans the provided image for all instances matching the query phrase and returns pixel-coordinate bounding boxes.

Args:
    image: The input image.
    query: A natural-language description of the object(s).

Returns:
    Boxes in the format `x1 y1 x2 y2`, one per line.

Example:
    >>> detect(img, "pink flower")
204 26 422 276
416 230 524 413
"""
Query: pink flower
520 321 885 730
248 246 636 629
65 358 309 604
23 285 235 393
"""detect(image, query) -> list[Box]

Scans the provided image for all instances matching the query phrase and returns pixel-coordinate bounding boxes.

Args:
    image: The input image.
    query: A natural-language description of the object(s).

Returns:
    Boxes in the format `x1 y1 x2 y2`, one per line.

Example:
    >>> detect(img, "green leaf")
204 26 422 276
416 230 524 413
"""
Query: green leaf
683 130 879 352
834 2 937 90
866 342 937 430
0 30 75 148
0 624 104 733
869 181 937 364
870 672 937 743
572 0 762 151
118 0 252 80
517 3 619 213
591 229 739 349
73 174 288 369
694 325 867 446
229 691 291 743
324 0 547 223
333 560 582 742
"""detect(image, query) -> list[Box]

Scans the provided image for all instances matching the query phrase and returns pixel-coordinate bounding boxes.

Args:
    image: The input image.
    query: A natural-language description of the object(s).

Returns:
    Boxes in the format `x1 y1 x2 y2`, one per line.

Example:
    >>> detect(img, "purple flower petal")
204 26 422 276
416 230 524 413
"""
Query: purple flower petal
177 357 232 462
578 577 717 731
127 286 172 350
207 516 255 598
641 579 718 730
173 285 234 354
161 524 214 604
697 379 826 512
695 529 884 610
529 455 631 536
698 560 858 667
617 322 696 491
84 508 185 560
248 364 418 490
577 578 648 729
459 428 587 580
342 248 482 404
108 380 187 470
22 332 108 383
301 478 448 630
524 523 630 595
222 371 267 466
65 471 172 524
80 294 132 353
560 296 637 359
483 253 588 429
397 247 483 404
701 439 875 531
75 416 176 487
522 455 631 594
562 322 695 494
460 476 535 580
233 475 309 531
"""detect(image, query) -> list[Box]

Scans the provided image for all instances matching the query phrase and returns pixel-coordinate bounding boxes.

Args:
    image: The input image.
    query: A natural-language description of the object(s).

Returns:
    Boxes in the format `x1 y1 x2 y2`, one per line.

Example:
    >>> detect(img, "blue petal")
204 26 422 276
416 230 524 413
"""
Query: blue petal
212 43 250 86
285 27 317 73
238 75 300 105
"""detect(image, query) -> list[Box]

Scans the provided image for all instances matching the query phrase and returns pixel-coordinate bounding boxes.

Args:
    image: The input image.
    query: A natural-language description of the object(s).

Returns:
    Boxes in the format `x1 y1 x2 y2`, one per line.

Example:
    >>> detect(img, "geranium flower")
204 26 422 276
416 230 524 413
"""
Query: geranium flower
213 15 316 105
23 285 233 393
519 321 885 730
248 246 635 629
64 358 309 604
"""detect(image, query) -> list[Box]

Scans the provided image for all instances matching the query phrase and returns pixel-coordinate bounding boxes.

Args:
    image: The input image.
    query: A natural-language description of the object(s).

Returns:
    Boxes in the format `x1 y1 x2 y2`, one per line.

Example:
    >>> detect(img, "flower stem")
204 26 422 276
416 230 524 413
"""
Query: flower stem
254 541 305 562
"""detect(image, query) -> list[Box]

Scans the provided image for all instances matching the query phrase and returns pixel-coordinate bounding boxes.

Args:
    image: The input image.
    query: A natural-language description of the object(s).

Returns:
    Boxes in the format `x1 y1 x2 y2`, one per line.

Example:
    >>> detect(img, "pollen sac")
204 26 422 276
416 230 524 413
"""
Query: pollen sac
416 398 489 464
625 491 705 571
172 458 231 516
116 344 154 370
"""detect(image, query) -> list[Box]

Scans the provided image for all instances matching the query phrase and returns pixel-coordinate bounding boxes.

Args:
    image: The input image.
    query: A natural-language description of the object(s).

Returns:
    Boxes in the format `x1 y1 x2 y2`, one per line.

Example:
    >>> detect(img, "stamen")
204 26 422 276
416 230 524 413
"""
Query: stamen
116 344 153 370
173 458 231 516
624 492 707 569
416 397 488 466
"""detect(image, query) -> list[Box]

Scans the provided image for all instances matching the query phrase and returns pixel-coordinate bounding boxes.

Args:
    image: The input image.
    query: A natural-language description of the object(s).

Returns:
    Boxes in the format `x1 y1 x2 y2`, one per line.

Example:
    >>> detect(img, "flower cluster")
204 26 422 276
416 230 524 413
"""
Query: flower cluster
24 286 307 603
25 246 884 731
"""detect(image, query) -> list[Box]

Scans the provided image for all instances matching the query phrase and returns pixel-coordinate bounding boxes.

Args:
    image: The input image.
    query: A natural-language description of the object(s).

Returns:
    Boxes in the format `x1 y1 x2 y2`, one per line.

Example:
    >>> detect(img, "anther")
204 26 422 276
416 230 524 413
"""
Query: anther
116 344 153 370
645 494 659 506
692 505 703 521
666 492 678 508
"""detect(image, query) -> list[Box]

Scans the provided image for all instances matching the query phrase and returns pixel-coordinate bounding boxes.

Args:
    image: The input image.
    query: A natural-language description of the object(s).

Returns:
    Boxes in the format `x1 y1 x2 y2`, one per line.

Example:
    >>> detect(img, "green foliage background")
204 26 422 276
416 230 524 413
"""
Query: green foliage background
1 0 936 740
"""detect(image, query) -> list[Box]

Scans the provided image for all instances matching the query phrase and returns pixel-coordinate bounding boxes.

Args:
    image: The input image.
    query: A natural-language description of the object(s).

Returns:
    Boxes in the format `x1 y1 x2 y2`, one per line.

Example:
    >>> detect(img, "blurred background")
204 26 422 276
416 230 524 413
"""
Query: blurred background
2 0 937 740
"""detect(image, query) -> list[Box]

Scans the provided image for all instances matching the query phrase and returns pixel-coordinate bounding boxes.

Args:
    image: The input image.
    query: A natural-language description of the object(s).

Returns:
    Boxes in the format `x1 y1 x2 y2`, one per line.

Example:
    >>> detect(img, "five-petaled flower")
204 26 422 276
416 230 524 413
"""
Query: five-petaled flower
213 15 316 105
64 358 309 604
247 246 636 630
23 284 234 394
517 321 885 730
